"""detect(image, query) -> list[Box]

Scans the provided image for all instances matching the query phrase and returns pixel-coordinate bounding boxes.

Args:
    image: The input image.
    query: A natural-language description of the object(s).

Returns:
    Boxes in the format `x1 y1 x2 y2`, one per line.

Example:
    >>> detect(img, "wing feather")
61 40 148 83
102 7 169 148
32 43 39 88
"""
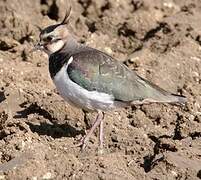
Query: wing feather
67 48 172 102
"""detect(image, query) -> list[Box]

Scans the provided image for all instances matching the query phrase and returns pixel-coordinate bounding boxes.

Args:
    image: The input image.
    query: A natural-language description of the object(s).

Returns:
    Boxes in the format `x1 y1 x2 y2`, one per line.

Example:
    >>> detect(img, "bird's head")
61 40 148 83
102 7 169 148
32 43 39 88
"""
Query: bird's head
35 7 72 55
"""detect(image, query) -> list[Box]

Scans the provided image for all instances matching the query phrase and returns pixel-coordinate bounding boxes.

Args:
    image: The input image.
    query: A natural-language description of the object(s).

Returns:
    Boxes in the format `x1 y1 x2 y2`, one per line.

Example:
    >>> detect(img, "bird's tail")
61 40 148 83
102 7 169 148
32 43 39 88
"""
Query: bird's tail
131 94 187 106
169 94 187 105
131 93 187 106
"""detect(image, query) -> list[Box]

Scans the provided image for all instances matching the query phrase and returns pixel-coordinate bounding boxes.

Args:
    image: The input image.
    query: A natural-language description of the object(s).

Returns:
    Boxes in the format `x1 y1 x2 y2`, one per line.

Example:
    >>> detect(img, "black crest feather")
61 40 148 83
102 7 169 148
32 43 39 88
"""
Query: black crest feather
60 6 72 25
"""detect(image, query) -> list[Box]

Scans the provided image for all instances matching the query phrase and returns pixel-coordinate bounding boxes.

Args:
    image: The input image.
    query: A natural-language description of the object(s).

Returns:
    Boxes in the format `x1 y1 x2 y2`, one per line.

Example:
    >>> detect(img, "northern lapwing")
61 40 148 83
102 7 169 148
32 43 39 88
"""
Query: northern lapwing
35 7 186 151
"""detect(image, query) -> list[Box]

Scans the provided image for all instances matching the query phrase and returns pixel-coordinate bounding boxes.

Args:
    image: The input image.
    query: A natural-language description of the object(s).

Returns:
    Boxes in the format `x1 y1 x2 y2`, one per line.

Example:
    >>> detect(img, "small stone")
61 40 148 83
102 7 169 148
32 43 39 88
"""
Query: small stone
191 56 201 62
188 114 195 121
42 172 52 180
37 62 42 67
129 56 140 63
76 121 82 127
163 2 174 8
0 175 5 180
192 71 199 77
171 170 178 177
31 177 37 180
104 47 113 55
143 134 148 139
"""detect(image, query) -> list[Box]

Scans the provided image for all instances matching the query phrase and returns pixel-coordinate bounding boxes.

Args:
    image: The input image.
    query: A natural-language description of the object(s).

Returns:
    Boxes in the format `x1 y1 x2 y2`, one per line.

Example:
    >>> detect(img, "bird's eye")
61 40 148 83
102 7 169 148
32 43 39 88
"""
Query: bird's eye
44 36 53 42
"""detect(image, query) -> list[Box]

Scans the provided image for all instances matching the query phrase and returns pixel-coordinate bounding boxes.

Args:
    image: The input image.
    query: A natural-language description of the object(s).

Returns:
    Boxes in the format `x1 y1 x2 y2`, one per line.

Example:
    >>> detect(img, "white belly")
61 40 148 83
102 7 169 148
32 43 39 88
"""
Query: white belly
53 57 115 111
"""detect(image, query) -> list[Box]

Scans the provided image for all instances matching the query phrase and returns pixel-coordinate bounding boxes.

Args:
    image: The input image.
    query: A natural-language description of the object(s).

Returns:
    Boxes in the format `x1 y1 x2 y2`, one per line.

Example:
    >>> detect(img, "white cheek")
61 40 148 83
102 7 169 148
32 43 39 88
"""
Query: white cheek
47 40 64 54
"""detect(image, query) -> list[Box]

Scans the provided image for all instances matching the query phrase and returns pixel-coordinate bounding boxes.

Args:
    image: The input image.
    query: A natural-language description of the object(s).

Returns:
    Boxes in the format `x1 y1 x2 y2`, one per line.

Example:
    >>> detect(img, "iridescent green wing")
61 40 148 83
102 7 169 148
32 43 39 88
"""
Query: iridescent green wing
67 49 169 102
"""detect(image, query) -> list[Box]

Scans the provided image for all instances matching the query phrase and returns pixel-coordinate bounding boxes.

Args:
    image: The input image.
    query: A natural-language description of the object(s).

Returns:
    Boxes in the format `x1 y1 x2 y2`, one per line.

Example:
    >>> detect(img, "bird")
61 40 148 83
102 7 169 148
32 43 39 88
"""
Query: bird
34 7 186 151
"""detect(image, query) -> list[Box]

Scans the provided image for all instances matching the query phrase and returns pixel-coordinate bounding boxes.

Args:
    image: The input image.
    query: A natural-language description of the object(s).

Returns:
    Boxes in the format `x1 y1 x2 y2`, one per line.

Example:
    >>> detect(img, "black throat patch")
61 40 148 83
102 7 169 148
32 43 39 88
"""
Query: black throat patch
49 51 71 79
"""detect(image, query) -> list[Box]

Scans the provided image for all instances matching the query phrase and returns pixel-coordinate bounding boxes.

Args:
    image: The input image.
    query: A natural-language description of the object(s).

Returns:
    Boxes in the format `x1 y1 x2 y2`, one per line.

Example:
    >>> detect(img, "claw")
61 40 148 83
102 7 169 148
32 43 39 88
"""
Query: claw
71 111 104 151
72 136 86 149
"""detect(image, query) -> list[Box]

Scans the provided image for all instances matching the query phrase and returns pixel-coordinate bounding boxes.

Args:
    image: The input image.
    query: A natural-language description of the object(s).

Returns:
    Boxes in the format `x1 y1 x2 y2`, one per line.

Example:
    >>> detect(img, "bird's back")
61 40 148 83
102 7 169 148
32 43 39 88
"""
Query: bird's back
65 46 186 105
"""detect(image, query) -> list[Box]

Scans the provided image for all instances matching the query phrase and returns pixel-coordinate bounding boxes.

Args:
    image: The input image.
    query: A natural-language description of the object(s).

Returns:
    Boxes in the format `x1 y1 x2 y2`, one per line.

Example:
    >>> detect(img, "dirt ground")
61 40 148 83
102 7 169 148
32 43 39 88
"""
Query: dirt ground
0 0 200 179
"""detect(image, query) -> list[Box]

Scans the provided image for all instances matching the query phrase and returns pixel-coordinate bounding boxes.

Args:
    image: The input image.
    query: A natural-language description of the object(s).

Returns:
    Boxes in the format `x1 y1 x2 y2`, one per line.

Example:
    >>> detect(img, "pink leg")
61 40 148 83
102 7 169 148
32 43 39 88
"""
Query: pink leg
78 111 104 150
99 114 104 150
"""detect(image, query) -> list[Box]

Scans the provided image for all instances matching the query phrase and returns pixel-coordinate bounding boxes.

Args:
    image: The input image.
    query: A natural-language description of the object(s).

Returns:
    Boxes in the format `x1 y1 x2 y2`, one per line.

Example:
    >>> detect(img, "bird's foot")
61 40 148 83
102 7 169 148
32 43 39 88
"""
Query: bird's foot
72 111 104 152
73 136 88 151
73 136 104 154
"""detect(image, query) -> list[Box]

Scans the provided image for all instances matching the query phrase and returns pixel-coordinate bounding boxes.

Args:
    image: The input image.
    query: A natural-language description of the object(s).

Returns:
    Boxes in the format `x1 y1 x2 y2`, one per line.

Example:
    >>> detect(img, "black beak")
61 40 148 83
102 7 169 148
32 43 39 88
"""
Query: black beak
30 42 44 53
34 42 44 50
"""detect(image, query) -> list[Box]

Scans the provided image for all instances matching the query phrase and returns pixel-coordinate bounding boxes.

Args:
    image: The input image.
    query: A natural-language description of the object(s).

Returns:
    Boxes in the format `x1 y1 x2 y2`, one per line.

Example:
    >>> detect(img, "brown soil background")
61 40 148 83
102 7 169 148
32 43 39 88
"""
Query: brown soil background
0 0 201 179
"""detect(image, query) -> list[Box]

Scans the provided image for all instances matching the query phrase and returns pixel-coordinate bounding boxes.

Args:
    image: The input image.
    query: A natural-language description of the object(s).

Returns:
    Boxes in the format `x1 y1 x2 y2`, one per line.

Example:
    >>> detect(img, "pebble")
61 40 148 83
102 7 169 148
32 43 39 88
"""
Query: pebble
188 114 195 121
171 170 178 177
104 47 113 55
163 2 174 8
0 175 5 180
191 56 201 62
42 172 52 180
31 177 37 180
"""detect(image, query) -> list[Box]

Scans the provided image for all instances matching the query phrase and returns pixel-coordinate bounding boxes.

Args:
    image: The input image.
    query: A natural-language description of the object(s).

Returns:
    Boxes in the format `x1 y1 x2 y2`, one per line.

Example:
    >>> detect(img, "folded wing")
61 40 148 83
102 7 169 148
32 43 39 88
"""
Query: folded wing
67 48 186 104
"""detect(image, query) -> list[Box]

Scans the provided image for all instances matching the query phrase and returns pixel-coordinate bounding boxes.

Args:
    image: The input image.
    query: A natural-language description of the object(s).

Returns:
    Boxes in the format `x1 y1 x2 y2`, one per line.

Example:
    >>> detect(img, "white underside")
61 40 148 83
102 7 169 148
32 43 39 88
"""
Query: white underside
53 56 116 111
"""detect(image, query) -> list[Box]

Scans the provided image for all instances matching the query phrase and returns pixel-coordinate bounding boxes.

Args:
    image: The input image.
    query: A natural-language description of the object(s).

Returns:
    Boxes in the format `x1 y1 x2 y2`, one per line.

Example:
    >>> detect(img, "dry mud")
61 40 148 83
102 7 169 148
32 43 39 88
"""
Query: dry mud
0 0 201 179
